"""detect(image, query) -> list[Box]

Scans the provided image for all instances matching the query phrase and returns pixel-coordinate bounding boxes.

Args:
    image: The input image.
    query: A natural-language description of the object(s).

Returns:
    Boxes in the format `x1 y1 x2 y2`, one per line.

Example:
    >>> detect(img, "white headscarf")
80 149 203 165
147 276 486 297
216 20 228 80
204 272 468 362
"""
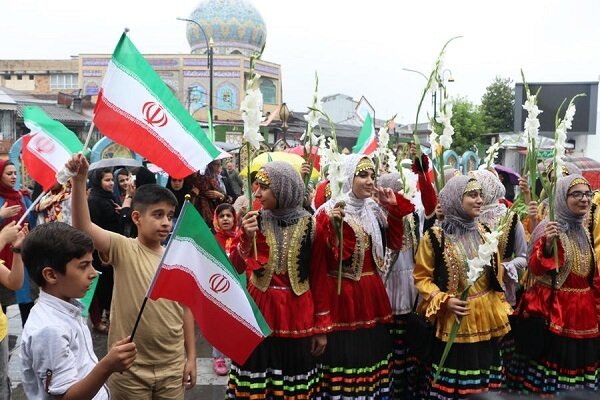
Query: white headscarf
316 154 386 261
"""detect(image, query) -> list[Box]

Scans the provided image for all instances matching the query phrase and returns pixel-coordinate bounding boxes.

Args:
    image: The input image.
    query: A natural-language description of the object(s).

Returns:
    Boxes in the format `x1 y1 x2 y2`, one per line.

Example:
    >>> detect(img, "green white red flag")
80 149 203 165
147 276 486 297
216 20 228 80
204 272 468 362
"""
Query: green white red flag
352 113 378 155
22 106 84 191
147 202 271 365
93 33 224 179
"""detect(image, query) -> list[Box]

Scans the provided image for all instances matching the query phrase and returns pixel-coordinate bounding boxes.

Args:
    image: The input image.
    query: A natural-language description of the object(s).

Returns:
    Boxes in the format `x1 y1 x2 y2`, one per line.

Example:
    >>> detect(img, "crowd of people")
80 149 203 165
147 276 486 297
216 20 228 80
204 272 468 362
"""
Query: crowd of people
0 149 597 399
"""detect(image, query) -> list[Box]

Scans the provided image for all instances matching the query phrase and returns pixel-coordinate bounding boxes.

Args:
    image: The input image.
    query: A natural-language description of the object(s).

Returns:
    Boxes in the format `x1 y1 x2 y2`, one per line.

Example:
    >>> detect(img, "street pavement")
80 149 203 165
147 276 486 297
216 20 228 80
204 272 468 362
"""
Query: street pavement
6 305 229 399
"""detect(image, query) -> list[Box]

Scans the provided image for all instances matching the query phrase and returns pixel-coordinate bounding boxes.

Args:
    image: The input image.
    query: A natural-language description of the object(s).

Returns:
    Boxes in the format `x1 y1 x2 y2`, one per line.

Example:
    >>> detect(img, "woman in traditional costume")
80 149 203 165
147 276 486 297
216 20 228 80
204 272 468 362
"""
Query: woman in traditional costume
413 175 512 399
507 174 600 394
226 161 330 399
313 155 414 398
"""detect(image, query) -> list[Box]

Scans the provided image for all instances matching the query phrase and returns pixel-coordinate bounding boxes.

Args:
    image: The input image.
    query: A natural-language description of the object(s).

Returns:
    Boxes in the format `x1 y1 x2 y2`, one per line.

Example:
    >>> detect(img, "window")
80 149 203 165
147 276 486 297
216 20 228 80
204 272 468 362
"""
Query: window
50 74 78 90
29 74 34 80
16 75 22 80
259 79 276 104
2 75 9 80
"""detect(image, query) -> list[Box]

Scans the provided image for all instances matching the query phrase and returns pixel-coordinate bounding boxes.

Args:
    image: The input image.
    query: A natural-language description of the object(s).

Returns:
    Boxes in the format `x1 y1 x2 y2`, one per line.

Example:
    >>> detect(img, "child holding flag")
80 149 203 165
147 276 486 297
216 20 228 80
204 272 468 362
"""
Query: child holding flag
20 222 137 400
211 203 238 376
68 154 197 400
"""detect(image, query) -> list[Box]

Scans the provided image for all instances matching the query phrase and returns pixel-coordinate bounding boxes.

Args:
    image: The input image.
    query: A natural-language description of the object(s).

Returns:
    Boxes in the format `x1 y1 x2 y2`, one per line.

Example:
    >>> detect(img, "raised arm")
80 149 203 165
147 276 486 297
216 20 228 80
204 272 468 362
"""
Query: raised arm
68 154 112 256
0 222 27 291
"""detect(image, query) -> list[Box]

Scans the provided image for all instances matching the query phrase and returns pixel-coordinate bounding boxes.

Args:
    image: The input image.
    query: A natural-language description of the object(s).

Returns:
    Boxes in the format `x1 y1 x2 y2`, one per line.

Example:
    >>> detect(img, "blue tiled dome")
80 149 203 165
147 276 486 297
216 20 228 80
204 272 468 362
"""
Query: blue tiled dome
186 0 267 57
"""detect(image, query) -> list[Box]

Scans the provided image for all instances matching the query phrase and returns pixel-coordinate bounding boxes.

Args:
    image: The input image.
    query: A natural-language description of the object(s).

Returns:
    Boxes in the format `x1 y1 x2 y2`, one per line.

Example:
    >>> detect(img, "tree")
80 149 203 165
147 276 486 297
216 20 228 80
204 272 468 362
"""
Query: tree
480 76 514 133
450 97 486 154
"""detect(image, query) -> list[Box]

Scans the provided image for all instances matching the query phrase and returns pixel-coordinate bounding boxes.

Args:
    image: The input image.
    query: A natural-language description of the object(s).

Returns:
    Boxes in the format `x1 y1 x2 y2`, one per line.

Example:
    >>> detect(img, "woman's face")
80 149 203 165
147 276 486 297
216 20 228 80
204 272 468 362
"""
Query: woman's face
170 178 184 191
101 172 114 192
118 173 130 191
1 165 17 188
255 183 277 210
218 209 235 231
462 190 483 218
352 168 376 200
566 183 592 217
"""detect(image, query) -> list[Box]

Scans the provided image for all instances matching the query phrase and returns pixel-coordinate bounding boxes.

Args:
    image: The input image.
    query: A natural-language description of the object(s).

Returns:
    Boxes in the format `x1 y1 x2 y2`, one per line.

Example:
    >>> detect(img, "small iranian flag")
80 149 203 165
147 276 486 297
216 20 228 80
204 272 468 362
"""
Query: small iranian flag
22 107 84 191
147 202 271 365
94 33 223 179
352 113 378 155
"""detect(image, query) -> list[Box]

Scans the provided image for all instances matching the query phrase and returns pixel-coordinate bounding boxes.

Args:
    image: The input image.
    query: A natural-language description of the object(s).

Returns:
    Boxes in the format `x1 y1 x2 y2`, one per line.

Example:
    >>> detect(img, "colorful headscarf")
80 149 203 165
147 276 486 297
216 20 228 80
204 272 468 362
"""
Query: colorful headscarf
259 161 310 227
472 169 507 228
439 175 480 235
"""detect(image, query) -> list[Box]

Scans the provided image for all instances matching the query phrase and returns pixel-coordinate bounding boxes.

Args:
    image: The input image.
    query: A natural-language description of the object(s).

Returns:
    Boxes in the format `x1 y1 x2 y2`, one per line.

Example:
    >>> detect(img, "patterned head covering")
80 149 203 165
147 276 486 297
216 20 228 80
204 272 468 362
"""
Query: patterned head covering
439 175 480 235
555 174 590 233
529 174 591 266
377 173 402 193
259 161 310 226
471 169 507 228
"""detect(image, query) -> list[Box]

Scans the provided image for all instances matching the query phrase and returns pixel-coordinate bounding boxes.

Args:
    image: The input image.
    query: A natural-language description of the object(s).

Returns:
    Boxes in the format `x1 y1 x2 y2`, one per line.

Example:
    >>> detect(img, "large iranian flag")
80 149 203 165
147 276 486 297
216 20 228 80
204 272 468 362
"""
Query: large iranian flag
147 202 271 365
352 113 378 155
22 106 84 191
94 33 223 179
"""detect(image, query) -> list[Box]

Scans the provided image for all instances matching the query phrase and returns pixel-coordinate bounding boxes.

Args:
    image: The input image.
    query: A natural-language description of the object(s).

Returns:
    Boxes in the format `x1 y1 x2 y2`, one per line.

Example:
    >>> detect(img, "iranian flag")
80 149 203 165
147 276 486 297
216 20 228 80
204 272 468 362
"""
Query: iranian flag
352 113 378 155
22 106 84 191
147 202 271 365
94 33 223 179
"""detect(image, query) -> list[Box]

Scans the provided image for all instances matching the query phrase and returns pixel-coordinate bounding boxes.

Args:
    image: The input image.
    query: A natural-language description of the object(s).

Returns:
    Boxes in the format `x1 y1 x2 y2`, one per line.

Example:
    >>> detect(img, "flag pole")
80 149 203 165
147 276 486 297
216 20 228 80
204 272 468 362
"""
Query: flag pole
82 122 95 152
17 190 47 226
129 198 191 343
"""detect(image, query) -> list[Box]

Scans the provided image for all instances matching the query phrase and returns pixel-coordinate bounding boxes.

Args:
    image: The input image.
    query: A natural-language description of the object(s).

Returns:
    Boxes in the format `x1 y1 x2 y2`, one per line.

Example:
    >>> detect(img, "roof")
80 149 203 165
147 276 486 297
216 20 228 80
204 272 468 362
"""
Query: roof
16 102 90 124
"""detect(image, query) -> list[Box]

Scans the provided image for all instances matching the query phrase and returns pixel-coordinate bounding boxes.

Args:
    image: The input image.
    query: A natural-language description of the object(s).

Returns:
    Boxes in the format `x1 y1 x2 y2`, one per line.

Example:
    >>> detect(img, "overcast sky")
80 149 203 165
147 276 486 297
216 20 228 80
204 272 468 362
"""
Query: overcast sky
2 0 599 124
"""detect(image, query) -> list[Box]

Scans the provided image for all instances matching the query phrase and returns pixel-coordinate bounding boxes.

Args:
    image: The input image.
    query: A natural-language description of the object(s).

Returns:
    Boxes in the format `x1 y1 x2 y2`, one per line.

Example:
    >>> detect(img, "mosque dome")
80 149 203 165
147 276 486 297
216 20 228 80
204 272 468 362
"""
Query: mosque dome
185 0 267 57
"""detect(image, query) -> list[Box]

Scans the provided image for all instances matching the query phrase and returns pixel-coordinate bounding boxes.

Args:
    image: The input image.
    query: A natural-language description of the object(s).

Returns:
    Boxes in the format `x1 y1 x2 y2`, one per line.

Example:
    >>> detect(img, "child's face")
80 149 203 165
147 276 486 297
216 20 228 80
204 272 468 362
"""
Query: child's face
218 209 235 231
101 172 114 192
135 201 175 244
51 252 96 301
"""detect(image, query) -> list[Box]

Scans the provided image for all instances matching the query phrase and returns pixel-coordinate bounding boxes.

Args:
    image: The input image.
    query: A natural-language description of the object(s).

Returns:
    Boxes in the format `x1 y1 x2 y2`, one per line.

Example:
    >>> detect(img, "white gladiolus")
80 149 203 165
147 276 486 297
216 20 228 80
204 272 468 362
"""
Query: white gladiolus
241 74 264 149
466 229 500 286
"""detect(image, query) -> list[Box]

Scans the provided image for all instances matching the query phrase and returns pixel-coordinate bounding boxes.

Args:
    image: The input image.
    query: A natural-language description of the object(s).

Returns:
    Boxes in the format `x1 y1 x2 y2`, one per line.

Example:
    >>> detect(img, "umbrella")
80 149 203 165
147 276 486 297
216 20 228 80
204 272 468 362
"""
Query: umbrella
240 152 319 180
89 157 143 171
494 164 520 185
284 145 321 171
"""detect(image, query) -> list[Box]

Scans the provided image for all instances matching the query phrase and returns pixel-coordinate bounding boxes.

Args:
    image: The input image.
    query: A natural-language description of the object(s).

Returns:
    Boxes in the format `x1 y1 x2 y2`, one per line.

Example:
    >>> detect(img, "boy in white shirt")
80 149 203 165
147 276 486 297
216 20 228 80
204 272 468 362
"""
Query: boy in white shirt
20 222 137 399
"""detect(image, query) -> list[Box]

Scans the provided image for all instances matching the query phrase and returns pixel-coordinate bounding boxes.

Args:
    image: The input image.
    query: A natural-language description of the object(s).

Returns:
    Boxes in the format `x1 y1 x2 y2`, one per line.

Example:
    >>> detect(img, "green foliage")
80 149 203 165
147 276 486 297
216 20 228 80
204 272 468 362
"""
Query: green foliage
450 97 486 154
481 76 515 133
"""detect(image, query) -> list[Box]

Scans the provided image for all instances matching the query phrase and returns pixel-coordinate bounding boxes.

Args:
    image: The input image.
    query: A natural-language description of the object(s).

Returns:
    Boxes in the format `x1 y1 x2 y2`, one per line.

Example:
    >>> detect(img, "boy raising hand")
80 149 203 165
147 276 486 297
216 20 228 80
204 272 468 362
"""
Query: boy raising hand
68 154 197 399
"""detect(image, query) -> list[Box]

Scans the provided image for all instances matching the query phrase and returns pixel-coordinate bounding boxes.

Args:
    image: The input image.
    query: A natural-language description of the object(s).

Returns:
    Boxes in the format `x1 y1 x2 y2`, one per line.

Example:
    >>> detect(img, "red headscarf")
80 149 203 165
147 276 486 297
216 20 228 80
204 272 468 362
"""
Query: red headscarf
0 160 25 225
213 204 238 256
0 160 26 270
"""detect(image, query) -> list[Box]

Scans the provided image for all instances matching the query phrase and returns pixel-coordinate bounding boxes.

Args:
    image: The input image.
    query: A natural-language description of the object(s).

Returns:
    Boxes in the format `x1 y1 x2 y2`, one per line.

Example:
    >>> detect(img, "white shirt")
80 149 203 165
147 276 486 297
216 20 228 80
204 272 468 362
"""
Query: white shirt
21 290 109 399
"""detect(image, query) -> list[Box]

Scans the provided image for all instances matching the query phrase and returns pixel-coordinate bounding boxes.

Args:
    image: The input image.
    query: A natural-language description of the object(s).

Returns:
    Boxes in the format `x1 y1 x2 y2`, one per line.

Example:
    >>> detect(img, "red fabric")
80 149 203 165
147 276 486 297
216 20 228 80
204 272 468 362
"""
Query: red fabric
413 155 438 216
518 238 599 339
231 225 332 337
0 160 26 270
498 198 513 208
312 197 414 332
313 180 330 211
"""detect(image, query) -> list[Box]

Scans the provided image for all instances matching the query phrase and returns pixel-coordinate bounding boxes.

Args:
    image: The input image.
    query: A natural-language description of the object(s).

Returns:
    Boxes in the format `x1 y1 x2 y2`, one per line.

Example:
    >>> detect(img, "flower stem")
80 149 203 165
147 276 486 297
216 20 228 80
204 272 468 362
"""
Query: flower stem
433 287 470 384
337 221 343 295
246 142 258 258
